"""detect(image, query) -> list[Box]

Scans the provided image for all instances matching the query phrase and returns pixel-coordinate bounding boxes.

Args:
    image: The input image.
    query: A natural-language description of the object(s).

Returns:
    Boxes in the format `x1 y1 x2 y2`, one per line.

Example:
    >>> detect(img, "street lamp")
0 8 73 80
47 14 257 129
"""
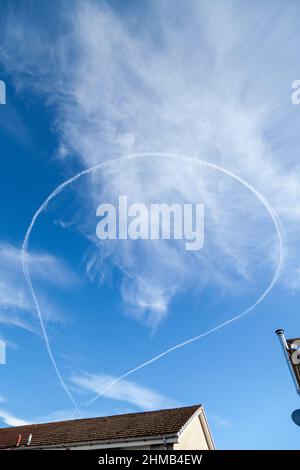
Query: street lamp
276 329 300 426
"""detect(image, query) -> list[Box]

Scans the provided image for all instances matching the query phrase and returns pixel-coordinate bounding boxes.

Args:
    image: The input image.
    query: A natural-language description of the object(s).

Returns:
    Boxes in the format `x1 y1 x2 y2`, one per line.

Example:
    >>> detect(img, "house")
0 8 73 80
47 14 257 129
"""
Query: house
0 404 215 450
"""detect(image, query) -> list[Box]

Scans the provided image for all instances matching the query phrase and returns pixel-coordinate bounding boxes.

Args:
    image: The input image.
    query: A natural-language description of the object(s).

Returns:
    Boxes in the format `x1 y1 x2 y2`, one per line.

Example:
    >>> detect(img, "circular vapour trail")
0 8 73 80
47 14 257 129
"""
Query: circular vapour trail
21 153 283 410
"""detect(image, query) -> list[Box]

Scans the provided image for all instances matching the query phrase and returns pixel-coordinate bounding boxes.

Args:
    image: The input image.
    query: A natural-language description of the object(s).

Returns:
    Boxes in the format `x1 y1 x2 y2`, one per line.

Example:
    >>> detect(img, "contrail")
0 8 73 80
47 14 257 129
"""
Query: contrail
21 153 284 409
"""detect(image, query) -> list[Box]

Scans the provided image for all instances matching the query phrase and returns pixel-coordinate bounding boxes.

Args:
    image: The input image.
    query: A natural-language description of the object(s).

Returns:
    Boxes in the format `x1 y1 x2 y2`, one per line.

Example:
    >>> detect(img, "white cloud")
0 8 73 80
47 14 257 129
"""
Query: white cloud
0 242 79 330
71 371 178 411
1 0 300 325
0 409 29 427
0 243 79 289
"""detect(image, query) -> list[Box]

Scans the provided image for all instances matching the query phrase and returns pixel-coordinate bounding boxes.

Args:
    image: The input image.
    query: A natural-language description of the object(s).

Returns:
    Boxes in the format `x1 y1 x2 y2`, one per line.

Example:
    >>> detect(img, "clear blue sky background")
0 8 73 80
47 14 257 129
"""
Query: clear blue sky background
0 0 300 450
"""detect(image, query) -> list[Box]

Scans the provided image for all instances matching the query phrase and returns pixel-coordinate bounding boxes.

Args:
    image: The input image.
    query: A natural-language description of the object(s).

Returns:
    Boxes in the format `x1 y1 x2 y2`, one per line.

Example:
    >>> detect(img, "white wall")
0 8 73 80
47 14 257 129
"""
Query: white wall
174 416 210 450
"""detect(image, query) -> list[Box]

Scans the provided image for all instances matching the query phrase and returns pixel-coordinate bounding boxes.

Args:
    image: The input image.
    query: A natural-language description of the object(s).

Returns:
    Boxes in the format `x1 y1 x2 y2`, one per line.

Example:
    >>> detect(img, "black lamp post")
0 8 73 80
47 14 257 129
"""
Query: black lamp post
276 329 300 426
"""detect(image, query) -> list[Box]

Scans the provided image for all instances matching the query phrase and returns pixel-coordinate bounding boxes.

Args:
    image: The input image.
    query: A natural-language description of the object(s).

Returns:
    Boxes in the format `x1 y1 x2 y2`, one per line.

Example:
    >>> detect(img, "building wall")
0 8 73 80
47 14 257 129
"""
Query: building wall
173 416 210 450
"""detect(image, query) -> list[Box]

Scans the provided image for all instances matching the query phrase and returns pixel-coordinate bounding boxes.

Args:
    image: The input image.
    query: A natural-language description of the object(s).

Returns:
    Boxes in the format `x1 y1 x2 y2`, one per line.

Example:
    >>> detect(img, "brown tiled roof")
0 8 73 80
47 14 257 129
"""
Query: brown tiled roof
0 405 201 449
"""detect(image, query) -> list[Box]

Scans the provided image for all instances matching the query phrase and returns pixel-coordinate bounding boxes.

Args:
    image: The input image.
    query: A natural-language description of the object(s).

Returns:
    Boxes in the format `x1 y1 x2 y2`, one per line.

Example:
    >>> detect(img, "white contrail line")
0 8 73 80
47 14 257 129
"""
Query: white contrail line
86 212 282 406
21 153 283 410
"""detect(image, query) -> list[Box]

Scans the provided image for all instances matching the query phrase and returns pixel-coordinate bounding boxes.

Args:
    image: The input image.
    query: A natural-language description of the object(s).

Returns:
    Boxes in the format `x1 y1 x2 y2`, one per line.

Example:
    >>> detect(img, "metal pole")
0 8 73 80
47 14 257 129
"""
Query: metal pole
275 329 300 396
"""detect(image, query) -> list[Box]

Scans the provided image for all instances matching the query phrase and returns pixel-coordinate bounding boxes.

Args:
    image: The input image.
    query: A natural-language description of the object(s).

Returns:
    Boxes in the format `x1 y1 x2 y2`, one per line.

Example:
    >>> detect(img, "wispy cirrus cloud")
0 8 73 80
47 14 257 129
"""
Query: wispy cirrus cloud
0 409 30 427
1 0 300 328
71 371 178 411
0 242 79 331
0 242 79 288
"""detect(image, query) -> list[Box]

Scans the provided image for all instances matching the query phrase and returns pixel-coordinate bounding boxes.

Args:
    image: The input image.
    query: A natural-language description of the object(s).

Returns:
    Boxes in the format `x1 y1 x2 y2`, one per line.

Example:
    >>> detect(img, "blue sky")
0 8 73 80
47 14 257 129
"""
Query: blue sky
0 0 300 449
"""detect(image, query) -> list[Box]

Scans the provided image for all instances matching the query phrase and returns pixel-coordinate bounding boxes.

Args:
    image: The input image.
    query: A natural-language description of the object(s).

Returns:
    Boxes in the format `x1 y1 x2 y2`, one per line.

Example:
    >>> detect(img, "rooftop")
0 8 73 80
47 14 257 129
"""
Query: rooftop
0 404 202 449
